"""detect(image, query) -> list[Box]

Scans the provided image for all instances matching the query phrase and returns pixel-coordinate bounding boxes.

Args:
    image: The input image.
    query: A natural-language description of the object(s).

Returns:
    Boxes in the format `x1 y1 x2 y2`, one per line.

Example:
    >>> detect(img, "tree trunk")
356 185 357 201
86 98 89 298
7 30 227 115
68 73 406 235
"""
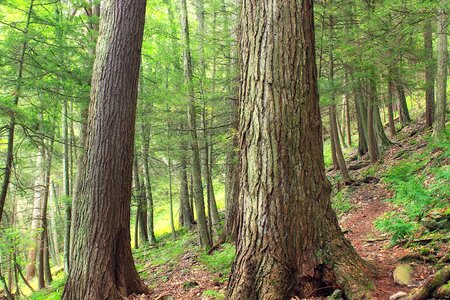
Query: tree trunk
424 19 435 128
0 0 34 225
38 140 54 289
354 83 368 156
179 149 194 228
227 1 372 298
62 97 71 275
366 80 379 163
27 148 44 280
330 106 352 183
433 3 448 136
141 127 157 245
48 180 60 265
62 0 148 298
396 84 411 127
179 0 211 249
387 82 396 135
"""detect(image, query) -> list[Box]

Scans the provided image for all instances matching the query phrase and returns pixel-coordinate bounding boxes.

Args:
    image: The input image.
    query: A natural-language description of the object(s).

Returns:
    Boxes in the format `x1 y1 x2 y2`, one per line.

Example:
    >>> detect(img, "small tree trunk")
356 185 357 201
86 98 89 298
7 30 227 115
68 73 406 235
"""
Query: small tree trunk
367 81 379 163
387 82 396 135
27 149 44 280
141 128 157 245
424 19 435 128
179 0 212 249
396 84 411 127
0 0 34 225
330 106 352 183
433 3 448 136
354 85 368 156
179 147 194 228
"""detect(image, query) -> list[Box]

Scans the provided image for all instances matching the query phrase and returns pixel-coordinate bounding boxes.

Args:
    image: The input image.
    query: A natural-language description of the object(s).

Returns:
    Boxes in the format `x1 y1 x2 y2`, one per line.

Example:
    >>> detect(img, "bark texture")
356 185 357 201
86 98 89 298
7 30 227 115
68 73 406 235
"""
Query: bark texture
62 0 148 298
424 19 435 128
226 1 372 299
433 3 448 136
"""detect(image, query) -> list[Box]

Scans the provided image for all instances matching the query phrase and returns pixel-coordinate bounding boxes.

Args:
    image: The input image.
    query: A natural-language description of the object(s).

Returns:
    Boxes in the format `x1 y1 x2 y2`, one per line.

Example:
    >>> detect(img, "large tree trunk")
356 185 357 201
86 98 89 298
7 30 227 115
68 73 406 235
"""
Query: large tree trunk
433 3 448 136
424 19 435 128
62 0 148 298
179 0 212 248
226 1 372 299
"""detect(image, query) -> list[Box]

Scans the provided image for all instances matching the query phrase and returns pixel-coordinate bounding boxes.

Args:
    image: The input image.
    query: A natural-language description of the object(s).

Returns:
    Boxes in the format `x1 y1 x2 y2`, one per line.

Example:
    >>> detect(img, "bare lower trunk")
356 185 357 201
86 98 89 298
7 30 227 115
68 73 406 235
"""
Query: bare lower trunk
62 0 148 298
433 4 448 136
227 1 372 298
424 19 435 128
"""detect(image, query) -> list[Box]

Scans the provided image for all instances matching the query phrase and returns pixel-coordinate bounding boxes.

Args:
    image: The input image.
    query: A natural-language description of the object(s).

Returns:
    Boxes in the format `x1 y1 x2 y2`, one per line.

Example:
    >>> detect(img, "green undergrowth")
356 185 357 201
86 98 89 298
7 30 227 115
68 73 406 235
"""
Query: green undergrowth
198 243 235 276
331 188 353 217
375 127 450 245
26 272 65 300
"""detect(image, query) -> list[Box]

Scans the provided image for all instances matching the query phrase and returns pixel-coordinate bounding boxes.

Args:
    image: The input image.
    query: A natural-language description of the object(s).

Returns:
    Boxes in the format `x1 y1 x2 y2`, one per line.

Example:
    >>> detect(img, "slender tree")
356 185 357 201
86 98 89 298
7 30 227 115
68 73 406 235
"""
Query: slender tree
62 0 148 297
179 0 212 248
433 2 448 136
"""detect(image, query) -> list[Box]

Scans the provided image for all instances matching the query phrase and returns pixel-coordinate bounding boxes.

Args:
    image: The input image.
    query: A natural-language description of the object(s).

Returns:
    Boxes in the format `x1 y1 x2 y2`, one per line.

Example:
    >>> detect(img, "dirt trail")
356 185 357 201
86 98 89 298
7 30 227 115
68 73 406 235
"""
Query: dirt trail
340 181 432 300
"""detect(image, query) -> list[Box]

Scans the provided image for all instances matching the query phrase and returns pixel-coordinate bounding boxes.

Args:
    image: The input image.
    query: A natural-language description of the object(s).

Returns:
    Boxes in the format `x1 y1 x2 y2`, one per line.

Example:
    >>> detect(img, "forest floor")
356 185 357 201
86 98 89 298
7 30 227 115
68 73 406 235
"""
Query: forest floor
128 118 449 300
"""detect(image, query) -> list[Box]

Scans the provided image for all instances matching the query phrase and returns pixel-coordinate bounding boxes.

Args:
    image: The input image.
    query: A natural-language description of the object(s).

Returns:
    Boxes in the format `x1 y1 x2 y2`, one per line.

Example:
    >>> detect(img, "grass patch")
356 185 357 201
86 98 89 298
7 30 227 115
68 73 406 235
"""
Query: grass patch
198 243 235 276
375 128 450 245
26 273 65 300
331 189 353 217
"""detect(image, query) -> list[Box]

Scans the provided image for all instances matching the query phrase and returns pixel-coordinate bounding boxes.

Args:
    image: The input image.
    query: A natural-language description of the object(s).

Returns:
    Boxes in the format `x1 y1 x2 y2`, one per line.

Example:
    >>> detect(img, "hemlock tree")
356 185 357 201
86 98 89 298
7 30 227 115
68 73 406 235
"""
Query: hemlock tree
62 0 148 298
226 0 372 299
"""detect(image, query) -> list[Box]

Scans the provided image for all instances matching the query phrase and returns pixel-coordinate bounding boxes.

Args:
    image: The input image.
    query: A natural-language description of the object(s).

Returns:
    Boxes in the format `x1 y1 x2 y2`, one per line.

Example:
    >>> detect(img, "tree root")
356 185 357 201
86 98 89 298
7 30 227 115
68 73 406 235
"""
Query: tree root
408 266 450 300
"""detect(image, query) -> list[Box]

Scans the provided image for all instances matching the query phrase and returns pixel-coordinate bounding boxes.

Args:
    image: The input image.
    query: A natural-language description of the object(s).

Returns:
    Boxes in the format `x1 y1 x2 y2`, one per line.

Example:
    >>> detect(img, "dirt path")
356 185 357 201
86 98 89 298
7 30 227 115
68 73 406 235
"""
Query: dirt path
338 139 434 299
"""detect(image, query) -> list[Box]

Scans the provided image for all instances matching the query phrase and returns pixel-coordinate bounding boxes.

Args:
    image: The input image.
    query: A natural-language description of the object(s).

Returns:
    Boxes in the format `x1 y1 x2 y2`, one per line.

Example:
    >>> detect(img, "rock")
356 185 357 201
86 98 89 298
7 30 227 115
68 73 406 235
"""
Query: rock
394 264 413 286
327 289 343 300
389 291 408 300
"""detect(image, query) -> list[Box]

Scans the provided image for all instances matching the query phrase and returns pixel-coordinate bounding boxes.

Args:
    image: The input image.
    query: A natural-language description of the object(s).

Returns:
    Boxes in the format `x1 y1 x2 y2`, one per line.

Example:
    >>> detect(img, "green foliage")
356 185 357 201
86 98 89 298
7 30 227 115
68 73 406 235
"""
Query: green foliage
26 273 65 300
202 289 225 299
198 243 235 276
376 133 450 245
331 189 353 217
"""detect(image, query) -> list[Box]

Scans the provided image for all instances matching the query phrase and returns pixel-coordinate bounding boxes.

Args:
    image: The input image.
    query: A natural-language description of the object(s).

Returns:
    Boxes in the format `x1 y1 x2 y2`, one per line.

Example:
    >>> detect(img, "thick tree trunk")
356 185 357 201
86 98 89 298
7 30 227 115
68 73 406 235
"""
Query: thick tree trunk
433 4 448 136
62 0 148 298
179 0 211 248
226 1 372 299
424 19 435 128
